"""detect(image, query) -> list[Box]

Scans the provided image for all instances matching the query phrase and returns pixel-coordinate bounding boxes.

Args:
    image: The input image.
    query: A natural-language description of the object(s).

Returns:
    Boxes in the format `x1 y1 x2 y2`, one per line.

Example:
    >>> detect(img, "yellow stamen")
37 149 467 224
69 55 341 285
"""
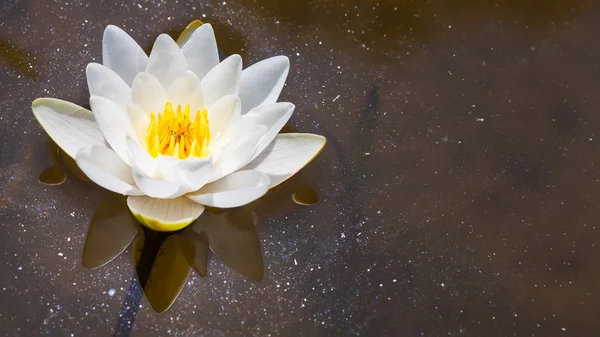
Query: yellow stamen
145 102 210 159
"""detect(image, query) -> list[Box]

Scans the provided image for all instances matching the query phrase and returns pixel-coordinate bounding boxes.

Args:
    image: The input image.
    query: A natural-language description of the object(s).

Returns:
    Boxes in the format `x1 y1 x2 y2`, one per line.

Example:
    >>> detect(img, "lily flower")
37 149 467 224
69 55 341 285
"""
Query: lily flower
32 22 325 231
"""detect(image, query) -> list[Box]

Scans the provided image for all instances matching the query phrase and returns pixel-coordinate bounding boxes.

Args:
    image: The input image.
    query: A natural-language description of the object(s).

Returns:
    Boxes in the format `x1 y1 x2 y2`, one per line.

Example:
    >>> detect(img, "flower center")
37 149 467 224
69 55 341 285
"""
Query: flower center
145 101 210 159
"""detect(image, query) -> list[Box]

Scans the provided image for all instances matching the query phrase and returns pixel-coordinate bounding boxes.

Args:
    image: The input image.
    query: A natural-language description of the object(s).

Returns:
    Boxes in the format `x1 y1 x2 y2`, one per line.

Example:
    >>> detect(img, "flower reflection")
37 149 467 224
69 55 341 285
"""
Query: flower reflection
292 184 319 206
38 140 92 186
82 194 139 269
38 141 66 185
79 182 315 313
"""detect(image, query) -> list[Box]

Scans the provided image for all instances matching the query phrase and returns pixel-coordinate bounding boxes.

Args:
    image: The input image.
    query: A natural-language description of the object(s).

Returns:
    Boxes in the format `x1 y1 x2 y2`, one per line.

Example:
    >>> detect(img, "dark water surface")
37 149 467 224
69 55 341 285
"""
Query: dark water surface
2 0 600 336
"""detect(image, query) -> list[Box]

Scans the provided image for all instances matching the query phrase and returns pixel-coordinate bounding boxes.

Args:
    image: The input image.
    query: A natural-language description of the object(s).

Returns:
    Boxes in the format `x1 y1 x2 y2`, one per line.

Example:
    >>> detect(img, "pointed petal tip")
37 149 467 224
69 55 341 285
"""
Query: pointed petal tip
282 101 295 111
31 97 47 109
227 54 243 66
155 33 177 45
103 24 126 38
104 24 120 31
274 55 290 65
85 62 100 73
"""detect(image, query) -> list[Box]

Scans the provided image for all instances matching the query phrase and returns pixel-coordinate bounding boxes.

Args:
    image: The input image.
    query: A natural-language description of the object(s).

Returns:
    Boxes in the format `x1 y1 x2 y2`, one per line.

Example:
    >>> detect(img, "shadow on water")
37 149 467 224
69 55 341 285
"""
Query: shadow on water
38 141 92 186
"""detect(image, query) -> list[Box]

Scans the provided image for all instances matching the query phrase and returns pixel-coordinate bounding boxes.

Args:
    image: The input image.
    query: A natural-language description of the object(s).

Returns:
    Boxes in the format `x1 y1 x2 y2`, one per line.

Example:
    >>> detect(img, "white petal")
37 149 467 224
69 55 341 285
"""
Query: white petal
76 146 142 195
32 98 106 159
239 56 290 114
173 157 215 191
244 102 295 158
126 137 158 177
208 95 240 140
131 72 168 114
167 70 203 113
146 34 188 90
102 25 148 86
187 170 270 208
86 63 132 108
127 195 204 232
212 125 267 181
243 133 326 188
201 54 242 107
126 138 212 192
89 95 136 165
127 104 150 140
181 23 219 80
132 167 188 199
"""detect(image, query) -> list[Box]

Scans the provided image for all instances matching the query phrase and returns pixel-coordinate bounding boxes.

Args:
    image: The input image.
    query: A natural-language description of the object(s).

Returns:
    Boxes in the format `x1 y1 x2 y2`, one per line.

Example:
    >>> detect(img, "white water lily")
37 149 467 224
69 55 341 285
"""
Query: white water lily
32 21 325 231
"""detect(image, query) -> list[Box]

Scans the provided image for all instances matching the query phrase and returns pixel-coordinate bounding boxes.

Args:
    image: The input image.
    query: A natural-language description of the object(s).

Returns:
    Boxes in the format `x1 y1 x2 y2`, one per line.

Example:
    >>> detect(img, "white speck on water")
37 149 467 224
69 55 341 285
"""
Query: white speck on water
476 117 484 122
364 152 370 155
67 237 71 242
58 252 63 257
332 95 340 102
393 279 397 283
341 233 346 238
17 266 22 271
294 259 298 266
441 283 445 287
562 328 566 332
108 288 116 297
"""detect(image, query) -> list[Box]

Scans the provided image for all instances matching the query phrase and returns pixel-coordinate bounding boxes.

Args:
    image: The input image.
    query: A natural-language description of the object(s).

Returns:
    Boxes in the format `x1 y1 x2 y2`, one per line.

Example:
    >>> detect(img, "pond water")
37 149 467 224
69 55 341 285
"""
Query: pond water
1 0 600 336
